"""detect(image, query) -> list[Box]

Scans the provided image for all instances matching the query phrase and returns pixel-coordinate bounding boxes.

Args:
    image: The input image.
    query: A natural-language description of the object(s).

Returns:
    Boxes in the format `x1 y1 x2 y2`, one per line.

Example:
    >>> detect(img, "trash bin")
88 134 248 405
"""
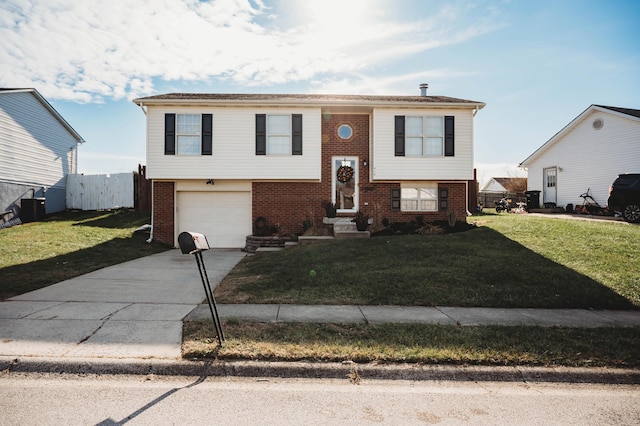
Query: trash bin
20 198 46 222
524 191 541 211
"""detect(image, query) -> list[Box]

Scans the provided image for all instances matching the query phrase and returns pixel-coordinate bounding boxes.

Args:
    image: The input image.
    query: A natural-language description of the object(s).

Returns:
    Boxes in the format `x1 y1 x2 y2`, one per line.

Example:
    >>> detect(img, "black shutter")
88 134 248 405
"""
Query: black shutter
444 116 455 157
201 114 212 155
292 114 302 155
164 113 175 155
394 115 405 156
256 114 266 155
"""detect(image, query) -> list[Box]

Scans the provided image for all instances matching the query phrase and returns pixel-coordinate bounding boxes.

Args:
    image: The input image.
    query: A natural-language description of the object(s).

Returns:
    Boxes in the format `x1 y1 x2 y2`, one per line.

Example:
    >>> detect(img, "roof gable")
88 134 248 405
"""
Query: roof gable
0 88 85 144
519 104 640 166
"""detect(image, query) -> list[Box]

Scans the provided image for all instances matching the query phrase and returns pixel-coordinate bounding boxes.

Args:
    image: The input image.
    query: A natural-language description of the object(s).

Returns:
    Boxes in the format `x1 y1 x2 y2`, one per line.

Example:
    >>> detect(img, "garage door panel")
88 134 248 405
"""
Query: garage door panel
177 192 251 248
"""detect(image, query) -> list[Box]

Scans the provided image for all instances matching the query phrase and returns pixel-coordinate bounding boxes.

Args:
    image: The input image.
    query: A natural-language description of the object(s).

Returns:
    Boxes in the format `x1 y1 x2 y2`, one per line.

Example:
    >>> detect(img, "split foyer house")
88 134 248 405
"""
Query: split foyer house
0 88 84 221
133 89 485 248
520 105 640 209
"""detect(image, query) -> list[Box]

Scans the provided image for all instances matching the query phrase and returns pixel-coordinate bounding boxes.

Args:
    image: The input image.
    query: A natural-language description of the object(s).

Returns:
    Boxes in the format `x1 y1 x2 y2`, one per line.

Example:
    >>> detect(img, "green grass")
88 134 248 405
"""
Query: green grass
0 210 171 300
216 213 640 309
184 321 640 368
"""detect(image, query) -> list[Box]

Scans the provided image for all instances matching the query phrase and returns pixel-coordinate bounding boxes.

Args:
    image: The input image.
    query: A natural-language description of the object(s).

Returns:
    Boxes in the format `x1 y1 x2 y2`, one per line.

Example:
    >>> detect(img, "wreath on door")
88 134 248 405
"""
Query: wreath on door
337 165 354 183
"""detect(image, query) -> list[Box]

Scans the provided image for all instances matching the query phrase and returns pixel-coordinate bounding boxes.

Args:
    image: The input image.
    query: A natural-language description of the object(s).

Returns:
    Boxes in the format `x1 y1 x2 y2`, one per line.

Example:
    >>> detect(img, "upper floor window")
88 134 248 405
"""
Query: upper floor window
164 113 212 156
405 116 444 156
177 114 201 155
256 114 303 156
395 115 454 157
267 115 291 155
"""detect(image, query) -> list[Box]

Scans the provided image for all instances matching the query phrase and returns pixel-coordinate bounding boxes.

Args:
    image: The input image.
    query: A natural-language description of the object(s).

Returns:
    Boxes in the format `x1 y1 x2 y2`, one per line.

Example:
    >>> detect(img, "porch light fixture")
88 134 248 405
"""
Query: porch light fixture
363 159 368 166
206 179 215 185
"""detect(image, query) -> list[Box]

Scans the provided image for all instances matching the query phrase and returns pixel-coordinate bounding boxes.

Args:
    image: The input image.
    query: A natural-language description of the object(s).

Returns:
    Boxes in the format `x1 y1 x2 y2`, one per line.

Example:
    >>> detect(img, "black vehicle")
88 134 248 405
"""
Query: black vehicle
495 197 511 213
608 173 640 223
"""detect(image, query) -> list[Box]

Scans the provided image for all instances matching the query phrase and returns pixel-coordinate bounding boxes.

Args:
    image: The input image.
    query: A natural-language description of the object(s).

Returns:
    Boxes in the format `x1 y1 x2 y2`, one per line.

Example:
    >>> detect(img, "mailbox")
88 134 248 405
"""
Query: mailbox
178 231 210 254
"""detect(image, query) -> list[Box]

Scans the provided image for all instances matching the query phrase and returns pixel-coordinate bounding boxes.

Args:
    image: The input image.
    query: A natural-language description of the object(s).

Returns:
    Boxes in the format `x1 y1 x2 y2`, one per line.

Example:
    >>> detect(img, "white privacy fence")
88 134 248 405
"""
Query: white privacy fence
66 173 134 210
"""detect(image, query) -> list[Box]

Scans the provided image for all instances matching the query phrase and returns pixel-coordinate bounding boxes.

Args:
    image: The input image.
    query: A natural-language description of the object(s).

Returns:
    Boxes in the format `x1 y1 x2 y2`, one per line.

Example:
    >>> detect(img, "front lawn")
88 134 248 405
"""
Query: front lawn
216 214 639 309
0 210 171 300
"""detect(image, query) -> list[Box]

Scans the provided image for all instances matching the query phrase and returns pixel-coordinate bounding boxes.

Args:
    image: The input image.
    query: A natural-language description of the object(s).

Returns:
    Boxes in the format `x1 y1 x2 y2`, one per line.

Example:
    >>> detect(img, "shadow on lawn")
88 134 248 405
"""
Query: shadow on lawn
218 227 638 310
0 233 170 300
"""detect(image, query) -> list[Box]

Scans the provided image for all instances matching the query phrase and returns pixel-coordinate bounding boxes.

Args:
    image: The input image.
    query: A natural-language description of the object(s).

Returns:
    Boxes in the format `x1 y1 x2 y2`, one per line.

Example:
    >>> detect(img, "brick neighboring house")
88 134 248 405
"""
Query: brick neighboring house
133 88 485 248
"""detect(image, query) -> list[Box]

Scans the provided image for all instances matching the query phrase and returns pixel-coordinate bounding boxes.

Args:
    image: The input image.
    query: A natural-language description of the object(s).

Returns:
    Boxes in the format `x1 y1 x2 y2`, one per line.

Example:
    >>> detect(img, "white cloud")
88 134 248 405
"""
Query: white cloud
0 0 502 102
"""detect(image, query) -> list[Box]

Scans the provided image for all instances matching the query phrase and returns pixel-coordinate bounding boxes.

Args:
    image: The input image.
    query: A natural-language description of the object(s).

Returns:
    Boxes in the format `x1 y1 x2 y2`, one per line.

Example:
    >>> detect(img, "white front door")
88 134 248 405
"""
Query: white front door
543 167 557 205
332 157 358 213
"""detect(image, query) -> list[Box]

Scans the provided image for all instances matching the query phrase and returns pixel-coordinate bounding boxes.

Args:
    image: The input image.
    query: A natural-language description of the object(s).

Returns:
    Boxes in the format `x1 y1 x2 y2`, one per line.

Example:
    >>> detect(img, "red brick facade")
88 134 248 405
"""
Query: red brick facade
252 113 469 235
152 181 175 244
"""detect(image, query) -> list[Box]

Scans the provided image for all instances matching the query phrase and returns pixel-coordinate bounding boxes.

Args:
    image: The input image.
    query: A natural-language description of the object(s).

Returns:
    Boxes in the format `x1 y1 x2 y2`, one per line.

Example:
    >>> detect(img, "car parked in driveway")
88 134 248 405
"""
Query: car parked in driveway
608 173 640 223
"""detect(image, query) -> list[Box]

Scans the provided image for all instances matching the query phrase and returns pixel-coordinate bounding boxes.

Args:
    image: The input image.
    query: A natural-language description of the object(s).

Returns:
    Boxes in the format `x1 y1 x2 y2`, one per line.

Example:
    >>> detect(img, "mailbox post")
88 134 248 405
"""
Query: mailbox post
178 231 224 346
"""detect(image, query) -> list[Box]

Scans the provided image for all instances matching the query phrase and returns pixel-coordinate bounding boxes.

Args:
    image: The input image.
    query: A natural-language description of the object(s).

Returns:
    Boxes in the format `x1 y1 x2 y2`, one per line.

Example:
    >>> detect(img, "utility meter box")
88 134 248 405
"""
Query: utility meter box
178 231 210 254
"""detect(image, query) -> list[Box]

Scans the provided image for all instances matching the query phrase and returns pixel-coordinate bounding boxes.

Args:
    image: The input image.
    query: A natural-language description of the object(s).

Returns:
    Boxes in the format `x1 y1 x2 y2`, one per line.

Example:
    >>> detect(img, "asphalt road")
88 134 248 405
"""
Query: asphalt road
1 372 639 425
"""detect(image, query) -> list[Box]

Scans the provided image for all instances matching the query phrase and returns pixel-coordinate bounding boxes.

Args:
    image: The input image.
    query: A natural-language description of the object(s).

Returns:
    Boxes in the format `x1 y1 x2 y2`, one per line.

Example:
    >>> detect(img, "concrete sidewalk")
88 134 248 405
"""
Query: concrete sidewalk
188 304 640 328
1 248 640 367
0 249 245 360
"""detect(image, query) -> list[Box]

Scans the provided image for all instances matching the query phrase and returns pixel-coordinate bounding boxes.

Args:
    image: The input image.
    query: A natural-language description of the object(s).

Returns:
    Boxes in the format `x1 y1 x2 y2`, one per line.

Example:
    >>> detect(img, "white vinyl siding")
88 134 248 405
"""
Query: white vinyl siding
525 109 640 208
372 109 474 181
0 91 79 188
146 107 321 180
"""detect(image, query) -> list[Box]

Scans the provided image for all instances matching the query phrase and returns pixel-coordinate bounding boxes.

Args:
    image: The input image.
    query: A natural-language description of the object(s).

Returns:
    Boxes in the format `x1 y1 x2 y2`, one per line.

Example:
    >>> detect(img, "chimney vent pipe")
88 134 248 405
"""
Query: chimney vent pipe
420 83 429 96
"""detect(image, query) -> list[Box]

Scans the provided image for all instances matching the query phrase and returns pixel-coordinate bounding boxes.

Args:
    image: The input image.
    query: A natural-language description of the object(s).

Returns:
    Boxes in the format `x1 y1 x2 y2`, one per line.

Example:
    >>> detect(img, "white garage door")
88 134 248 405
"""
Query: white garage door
177 191 252 248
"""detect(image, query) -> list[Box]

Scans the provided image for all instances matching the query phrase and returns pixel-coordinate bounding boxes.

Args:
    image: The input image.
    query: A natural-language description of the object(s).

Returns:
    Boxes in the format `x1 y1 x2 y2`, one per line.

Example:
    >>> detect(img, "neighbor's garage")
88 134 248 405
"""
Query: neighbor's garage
176 191 252 248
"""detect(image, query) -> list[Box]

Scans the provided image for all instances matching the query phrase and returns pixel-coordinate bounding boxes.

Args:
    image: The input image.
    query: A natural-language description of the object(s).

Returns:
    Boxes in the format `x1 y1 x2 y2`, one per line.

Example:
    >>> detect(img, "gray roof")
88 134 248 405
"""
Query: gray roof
595 105 640 119
134 92 485 108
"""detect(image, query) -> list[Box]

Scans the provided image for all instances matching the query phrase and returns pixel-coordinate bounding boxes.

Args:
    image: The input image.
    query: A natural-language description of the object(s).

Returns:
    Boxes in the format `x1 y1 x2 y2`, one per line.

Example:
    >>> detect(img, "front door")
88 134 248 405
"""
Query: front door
543 167 557 205
332 156 358 213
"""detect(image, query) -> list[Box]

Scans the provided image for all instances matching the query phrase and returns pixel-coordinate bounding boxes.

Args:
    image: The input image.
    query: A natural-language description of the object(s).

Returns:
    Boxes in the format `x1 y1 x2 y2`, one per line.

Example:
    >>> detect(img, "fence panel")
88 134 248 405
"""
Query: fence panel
66 173 134 210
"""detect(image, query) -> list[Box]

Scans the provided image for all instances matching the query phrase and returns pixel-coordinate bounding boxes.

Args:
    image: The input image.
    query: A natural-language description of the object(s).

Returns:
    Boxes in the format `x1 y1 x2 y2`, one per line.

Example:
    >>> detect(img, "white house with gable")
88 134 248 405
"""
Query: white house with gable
519 105 640 210
0 88 85 221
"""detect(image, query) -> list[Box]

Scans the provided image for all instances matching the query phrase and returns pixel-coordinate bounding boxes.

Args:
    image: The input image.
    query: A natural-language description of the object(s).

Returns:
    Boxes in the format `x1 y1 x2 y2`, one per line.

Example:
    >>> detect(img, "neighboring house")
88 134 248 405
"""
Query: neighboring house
133 88 485 248
0 88 84 220
480 177 527 194
520 105 640 209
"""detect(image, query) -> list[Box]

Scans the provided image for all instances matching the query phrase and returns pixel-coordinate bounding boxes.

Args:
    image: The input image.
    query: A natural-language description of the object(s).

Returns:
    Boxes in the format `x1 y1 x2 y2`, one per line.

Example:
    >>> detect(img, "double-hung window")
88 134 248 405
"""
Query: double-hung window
395 115 454 157
164 113 212 156
255 114 303 156
267 115 291 155
176 114 201 155
405 116 444 157
401 184 438 212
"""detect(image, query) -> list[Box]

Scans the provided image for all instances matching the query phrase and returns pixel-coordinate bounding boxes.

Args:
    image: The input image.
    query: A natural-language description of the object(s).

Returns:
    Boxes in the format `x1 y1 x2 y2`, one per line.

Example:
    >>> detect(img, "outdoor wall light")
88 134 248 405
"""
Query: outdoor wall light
363 159 368 166
206 179 215 185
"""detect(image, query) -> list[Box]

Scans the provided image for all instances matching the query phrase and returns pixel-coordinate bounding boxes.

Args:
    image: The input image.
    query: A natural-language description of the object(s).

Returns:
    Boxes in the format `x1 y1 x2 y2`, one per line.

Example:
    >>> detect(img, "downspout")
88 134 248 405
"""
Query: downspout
146 181 154 243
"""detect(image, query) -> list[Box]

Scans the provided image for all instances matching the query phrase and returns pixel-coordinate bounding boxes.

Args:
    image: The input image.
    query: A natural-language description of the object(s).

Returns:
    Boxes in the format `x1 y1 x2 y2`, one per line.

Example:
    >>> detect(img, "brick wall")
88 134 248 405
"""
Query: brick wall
252 113 469 234
152 181 174 244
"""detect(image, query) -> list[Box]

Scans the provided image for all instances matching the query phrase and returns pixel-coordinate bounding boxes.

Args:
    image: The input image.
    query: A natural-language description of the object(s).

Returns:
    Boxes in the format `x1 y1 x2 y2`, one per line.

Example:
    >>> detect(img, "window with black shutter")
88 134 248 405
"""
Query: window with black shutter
444 116 455 157
164 113 175 155
394 115 405 156
202 114 212 155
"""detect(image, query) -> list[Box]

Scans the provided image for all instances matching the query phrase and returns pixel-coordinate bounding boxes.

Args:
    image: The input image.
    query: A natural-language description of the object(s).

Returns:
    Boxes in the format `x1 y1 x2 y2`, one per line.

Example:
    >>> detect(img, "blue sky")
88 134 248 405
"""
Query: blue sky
2 0 639 185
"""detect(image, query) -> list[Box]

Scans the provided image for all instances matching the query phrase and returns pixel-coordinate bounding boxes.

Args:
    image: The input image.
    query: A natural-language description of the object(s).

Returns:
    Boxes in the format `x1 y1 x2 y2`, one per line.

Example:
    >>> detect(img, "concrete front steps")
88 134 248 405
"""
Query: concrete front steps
326 217 370 239
254 217 369 253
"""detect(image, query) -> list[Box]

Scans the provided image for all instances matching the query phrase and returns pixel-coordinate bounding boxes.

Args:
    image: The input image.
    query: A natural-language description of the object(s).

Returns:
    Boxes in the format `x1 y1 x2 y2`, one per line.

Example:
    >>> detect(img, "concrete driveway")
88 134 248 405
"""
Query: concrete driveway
0 249 245 360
